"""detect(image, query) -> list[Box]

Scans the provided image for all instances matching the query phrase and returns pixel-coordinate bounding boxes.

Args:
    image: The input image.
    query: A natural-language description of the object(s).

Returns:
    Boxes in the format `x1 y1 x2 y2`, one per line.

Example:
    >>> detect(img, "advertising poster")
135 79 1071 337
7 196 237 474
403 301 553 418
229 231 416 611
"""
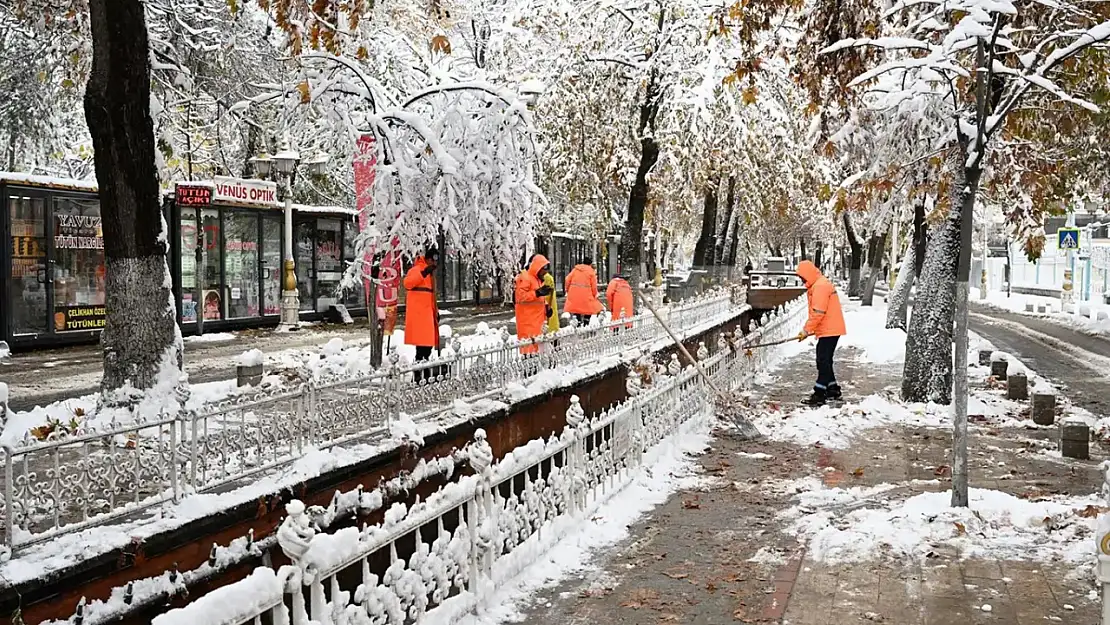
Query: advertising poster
54 305 106 331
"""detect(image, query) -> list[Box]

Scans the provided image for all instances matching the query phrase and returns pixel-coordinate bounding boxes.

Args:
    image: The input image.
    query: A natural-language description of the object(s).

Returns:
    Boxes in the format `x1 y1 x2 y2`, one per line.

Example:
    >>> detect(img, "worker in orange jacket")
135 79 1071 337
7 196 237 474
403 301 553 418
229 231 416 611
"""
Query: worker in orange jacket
606 275 634 329
795 260 847 405
403 248 440 381
515 254 553 354
564 258 604 327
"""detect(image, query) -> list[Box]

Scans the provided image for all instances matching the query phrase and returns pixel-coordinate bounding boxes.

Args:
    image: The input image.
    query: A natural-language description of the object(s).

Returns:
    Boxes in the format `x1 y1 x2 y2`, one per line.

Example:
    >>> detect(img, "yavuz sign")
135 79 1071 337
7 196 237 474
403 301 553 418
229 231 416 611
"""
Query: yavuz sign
213 176 278 206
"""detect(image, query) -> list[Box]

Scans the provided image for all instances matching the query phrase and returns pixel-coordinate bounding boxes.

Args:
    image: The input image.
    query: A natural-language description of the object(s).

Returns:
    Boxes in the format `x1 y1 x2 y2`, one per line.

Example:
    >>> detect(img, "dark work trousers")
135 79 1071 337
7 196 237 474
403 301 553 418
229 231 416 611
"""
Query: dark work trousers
414 345 434 383
574 314 592 327
815 336 840 391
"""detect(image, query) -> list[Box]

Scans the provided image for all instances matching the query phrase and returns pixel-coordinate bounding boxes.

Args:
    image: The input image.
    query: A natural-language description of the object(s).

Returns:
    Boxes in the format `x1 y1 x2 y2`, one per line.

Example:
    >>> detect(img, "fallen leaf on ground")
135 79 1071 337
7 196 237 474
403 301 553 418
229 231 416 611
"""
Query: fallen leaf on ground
683 496 701 510
954 522 966 536
1075 504 1108 518
706 581 718 593
621 588 661 609
665 572 689 580
933 465 951 477
851 467 865 478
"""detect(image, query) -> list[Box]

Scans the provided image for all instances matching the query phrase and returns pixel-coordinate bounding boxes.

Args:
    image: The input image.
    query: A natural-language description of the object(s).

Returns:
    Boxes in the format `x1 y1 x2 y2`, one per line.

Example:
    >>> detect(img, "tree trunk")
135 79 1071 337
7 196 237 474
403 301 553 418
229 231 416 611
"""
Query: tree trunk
715 175 736 268
86 0 183 405
618 82 661 289
887 196 928 330
813 242 823 271
902 159 968 405
726 207 742 278
885 239 915 329
861 233 887 306
692 175 720 269
799 237 808 261
844 214 864 297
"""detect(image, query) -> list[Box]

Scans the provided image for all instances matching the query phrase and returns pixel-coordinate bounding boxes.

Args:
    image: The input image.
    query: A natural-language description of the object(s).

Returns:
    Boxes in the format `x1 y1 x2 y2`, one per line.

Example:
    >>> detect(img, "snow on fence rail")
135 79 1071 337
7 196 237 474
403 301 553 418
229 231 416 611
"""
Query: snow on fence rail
147 297 806 625
0 289 745 555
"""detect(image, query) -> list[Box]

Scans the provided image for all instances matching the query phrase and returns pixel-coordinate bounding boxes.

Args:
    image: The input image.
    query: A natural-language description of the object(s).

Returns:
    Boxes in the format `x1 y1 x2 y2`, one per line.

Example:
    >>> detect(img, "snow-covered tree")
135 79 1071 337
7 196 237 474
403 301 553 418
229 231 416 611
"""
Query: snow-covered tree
825 0 1110 506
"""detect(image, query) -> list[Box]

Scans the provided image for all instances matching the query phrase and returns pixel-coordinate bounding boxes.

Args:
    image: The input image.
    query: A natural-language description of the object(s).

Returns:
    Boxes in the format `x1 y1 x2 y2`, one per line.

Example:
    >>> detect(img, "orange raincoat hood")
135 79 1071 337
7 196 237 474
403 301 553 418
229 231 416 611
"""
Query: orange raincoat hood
796 260 822 287
528 254 550 278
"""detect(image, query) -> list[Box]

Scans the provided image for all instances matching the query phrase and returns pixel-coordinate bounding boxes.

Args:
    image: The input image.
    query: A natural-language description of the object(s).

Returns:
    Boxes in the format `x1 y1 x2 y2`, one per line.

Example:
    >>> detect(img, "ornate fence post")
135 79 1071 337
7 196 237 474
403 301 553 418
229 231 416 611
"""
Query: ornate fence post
277 499 315 624
467 429 495 588
385 352 400 431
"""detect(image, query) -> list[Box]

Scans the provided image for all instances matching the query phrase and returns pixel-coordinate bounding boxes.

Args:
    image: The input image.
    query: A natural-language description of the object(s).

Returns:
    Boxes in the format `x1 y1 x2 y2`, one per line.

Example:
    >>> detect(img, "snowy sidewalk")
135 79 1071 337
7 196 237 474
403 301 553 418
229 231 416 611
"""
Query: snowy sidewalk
1 304 514 412
501 305 1107 625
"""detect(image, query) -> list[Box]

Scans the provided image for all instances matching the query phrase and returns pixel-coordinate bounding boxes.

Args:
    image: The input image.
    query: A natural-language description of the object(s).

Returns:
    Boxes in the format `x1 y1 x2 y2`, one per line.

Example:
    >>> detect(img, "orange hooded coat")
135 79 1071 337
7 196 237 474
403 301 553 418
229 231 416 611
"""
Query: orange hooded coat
796 260 846 338
403 257 440 348
606 277 634 326
515 254 550 354
564 264 604 316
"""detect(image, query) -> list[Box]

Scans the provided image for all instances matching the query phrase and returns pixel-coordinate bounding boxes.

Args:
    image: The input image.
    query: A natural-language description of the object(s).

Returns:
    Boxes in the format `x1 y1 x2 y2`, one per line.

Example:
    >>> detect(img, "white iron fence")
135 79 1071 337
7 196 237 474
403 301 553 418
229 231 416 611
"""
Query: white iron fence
144 296 806 625
1 289 750 554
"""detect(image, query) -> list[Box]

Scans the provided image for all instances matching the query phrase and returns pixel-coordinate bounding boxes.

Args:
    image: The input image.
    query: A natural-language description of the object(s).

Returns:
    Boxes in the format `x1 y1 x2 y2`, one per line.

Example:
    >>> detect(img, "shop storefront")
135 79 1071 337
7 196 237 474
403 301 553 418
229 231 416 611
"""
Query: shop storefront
168 177 366 332
1 173 368 349
1 174 106 349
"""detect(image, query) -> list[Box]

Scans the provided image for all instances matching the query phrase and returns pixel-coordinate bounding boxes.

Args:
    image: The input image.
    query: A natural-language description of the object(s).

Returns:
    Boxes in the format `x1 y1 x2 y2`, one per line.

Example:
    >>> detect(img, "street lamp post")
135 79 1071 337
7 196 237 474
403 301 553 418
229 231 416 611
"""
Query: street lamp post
251 140 329 331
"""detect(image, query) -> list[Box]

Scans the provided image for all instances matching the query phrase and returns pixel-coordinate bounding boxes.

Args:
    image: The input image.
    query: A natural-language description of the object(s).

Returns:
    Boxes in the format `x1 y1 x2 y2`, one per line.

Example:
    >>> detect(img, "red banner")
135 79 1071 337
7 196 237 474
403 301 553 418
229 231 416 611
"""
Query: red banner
354 134 402 317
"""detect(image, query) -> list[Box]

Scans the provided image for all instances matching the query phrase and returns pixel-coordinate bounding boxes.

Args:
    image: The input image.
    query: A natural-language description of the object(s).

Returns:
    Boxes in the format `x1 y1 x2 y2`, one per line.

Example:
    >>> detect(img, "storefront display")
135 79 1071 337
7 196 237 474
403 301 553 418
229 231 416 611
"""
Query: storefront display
315 219 342 311
52 196 105 331
262 216 281 315
8 195 47 335
224 211 260 318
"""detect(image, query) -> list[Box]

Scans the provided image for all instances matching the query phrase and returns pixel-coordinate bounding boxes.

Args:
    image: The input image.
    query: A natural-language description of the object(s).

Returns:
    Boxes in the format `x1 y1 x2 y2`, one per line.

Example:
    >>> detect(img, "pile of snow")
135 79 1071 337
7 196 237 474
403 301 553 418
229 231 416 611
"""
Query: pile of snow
0 340 10 361
184 332 237 344
784 483 1103 565
236 349 265 367
755 395 949 449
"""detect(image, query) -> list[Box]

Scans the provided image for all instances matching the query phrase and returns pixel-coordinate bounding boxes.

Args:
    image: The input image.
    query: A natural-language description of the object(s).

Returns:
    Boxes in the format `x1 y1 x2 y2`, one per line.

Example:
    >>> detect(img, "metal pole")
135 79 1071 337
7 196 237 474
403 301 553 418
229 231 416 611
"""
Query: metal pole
279 175 300 330
195 205 204 336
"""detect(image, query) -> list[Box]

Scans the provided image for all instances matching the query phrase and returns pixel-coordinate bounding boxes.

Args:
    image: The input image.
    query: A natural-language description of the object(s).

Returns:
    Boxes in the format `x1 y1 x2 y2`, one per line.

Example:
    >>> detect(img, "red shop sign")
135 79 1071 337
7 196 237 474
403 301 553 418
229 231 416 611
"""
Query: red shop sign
175 184 213 208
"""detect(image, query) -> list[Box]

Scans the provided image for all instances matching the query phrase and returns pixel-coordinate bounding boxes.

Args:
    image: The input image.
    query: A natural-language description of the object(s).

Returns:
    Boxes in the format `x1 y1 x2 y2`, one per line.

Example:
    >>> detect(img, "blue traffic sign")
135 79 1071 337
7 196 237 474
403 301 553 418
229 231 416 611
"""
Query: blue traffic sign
1058 228 1081 250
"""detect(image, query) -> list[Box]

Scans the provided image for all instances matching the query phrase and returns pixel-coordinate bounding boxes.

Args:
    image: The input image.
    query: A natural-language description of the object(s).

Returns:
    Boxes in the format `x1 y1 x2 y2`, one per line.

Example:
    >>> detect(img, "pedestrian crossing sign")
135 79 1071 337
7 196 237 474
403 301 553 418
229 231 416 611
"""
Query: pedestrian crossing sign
1058 228 1081 250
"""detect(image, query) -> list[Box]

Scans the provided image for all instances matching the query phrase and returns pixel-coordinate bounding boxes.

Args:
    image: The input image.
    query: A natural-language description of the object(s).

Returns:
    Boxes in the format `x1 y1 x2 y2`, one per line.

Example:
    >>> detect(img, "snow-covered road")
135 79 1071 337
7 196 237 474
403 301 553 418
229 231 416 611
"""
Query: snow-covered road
968 304 1110 418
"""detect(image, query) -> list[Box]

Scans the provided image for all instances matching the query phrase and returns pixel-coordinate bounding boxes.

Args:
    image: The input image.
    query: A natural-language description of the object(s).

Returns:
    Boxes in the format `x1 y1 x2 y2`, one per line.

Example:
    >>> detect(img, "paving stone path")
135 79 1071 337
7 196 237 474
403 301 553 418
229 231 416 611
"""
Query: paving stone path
515 344 1107 625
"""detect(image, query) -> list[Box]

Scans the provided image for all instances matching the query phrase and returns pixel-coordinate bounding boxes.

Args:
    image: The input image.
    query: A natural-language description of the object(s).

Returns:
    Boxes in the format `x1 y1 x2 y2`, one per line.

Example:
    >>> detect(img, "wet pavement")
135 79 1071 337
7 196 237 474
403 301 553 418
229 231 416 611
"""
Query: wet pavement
514 343 1107 625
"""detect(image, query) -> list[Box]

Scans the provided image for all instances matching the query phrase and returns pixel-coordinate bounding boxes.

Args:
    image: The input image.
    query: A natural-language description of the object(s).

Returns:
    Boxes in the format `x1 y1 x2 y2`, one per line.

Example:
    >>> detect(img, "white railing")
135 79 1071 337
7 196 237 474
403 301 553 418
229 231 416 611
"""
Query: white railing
145 297 806 625
1 288 750 554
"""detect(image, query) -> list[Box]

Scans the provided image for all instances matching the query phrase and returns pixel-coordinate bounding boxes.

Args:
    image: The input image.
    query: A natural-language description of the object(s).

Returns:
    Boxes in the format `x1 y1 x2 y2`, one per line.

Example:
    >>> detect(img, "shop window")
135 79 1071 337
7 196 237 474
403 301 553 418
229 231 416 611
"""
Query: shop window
295 221 314 311
201 209 223 320
179 212 198 322
52 197 106 332
224 211 259 319
315 219 342 312
8 195 47 335
262 216 282 315
341 220 364 307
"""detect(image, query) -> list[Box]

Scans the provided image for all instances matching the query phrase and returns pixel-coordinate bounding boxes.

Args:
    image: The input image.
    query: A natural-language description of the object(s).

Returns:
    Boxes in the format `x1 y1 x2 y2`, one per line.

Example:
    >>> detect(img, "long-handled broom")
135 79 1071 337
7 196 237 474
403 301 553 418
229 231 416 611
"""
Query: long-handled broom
637 289 763 441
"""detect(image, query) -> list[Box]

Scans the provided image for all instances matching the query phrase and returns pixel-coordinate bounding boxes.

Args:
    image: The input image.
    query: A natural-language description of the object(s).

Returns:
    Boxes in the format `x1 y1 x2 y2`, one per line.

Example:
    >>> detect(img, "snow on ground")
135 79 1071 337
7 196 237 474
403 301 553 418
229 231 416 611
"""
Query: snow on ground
756 394 950 449
837 304 907 364
0 307 748 585
781 479 1103 566
0 324 508 447
753 302 1084 452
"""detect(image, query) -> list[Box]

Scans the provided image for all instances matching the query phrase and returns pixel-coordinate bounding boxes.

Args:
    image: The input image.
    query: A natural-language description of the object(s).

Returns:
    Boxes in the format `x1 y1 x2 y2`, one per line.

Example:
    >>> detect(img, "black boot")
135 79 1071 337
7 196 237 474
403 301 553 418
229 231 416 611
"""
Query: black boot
803 388 827 406
826 383 842 401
